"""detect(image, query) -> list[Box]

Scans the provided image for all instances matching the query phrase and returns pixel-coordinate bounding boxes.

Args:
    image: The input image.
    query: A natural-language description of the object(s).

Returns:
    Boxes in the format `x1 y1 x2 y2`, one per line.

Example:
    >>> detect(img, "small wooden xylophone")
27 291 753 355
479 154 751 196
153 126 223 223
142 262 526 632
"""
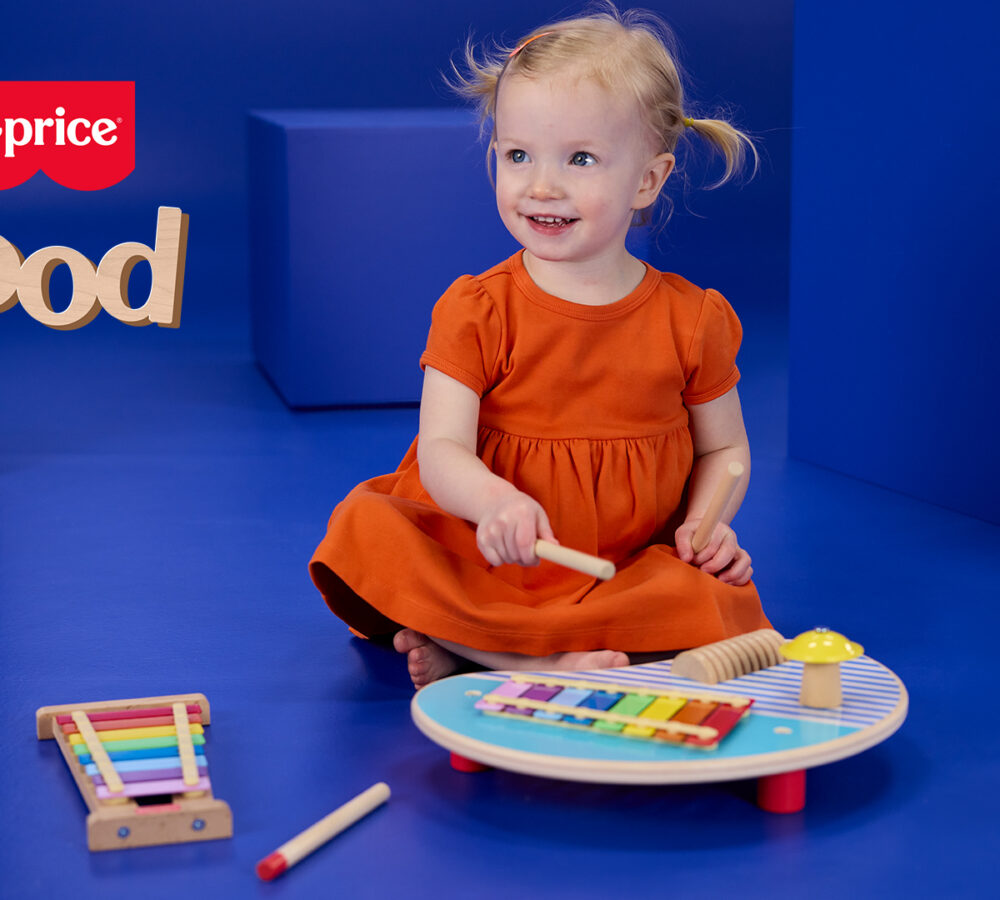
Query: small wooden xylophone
474 674 753 749
36 693 232 851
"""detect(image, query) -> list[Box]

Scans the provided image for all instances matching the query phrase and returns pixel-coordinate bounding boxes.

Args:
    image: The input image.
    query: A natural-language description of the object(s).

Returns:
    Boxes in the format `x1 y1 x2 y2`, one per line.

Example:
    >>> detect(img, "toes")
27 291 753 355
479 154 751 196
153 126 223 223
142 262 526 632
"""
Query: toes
407 646 429 671
406 643 458 688
393 628 428 654
411 670 433 688
408 651 435 688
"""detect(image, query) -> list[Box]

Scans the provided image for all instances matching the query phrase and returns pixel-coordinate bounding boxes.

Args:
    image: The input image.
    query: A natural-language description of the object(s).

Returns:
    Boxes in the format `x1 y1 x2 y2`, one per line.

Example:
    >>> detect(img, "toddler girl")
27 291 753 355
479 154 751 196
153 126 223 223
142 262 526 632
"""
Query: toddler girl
310 3 770 687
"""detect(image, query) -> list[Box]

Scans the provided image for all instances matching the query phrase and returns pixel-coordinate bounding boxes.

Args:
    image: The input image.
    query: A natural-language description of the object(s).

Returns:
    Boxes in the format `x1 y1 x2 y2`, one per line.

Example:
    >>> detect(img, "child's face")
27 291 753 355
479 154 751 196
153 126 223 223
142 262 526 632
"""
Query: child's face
494 71 672 272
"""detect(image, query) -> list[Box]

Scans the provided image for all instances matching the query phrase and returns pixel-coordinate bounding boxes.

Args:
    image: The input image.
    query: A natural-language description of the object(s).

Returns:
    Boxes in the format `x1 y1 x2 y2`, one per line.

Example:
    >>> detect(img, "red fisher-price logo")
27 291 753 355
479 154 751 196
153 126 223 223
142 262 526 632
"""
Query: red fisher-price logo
0 81 134 190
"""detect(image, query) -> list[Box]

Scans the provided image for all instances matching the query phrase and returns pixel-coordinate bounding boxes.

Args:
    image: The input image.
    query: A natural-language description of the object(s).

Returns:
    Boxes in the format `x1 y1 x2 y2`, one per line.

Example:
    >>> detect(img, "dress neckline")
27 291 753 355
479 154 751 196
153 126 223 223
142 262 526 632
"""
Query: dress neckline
509 250 659 321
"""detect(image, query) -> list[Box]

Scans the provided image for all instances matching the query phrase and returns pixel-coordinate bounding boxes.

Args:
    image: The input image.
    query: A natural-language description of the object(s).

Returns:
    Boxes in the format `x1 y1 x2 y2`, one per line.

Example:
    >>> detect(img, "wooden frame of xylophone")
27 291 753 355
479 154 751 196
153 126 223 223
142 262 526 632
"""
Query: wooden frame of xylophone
36 693 232 851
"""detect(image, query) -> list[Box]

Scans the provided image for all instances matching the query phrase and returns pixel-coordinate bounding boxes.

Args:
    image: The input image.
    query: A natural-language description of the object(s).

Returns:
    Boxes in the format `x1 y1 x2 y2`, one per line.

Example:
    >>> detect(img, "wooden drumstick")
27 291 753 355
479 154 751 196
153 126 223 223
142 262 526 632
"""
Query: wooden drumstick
691 461 745 554
534 540 615 580
256 782 390 880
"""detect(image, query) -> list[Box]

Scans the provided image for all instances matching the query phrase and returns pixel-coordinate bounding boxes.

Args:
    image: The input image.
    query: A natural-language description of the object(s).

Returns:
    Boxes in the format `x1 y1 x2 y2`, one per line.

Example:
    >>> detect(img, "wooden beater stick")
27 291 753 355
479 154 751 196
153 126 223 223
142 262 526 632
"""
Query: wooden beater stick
534 540 615 580
691 461 745 554
256 782 390 880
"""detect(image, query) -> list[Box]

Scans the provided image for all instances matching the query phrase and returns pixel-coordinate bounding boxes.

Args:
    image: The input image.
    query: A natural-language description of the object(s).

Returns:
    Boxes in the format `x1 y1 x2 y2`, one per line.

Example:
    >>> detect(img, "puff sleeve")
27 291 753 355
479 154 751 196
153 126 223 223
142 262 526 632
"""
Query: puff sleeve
419 275 503 396
681 287 743 405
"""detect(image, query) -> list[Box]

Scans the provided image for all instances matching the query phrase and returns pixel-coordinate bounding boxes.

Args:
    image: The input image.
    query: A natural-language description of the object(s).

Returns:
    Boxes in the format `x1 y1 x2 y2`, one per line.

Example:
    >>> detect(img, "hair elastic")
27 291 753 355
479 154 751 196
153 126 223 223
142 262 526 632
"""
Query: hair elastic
508 31 554 59
682 117 695 128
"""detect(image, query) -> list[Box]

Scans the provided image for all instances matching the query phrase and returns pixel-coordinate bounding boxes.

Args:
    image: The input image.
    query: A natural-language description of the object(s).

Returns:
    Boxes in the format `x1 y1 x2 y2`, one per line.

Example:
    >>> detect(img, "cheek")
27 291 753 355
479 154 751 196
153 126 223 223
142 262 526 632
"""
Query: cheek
494 184 519 230
494 170 508 201
585 177 638 216
496 196 513 227
495 176 520 214
576 186 615 217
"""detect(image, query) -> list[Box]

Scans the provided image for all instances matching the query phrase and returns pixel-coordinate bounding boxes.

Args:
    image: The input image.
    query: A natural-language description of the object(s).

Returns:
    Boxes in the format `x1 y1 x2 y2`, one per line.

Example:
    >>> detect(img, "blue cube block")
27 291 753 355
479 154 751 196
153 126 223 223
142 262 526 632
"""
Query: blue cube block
248 109 517 407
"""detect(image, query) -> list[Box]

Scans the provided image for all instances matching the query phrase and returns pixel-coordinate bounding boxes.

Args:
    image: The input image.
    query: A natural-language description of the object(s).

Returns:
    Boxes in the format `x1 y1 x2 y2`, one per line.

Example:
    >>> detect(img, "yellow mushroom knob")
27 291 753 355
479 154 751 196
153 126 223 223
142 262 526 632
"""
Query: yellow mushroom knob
780 628 864 708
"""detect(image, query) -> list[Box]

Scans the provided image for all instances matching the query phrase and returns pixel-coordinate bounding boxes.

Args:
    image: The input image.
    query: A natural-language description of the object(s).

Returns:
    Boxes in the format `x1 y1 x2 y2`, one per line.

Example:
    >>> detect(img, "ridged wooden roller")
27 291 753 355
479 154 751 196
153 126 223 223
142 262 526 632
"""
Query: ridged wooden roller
672 628 786 684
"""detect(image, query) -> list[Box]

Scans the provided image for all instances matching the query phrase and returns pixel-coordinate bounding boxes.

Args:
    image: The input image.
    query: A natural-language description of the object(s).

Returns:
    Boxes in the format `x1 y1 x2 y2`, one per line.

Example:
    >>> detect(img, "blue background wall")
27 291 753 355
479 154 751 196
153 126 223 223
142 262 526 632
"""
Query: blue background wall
1 0 793 332
789 2 1000 523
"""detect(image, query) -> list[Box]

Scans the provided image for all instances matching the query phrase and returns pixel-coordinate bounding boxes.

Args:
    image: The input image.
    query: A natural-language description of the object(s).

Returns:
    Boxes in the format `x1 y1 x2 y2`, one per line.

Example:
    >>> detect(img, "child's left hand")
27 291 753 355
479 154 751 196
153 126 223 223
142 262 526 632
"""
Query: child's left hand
674 521 753 586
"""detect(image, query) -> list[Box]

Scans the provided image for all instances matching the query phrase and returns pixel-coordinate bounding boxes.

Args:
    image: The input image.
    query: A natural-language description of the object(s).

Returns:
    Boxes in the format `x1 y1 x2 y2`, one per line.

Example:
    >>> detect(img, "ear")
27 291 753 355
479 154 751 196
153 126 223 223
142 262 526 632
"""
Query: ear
633 152 675 210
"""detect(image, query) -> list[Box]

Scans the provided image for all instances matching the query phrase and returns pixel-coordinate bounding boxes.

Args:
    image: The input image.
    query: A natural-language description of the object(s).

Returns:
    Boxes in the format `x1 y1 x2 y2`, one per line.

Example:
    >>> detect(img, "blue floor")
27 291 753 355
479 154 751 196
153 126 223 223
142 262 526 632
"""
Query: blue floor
1 261 997 898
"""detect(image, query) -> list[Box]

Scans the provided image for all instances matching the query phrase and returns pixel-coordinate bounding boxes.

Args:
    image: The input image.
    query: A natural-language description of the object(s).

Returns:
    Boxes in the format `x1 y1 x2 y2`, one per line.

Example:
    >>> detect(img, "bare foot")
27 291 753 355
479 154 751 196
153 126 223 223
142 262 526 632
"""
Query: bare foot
432 638 630 673
546 650 630 671
392 629 460 688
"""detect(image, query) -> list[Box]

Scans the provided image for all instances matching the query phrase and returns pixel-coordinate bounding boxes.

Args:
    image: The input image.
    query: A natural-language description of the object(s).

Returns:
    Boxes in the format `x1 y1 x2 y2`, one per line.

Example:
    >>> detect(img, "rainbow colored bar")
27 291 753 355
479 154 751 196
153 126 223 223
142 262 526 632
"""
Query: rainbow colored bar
475 675 753 749
56 704 210 800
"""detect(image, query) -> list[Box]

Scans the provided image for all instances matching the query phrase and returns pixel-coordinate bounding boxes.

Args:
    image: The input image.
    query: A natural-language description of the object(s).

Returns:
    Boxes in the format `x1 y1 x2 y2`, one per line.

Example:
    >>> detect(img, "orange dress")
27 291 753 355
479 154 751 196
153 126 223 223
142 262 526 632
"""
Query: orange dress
309 251 769 655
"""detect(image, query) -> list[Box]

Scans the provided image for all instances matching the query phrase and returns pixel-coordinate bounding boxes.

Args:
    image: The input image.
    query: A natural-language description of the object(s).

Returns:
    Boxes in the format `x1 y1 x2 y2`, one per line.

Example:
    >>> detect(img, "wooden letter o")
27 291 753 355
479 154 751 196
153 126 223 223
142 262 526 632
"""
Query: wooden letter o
16 246 101 331
0 236 25 314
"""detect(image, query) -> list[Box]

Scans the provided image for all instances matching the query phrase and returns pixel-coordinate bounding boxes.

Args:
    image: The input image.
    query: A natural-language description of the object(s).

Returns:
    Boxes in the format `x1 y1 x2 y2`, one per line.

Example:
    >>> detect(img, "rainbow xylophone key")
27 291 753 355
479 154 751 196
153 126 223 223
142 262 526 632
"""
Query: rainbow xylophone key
474 675 753 749
57 703 210 800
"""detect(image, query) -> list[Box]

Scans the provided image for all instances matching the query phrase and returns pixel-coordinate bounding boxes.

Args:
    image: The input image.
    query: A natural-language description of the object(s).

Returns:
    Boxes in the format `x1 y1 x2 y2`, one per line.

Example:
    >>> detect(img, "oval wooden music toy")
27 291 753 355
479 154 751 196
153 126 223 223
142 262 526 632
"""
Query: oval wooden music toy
411 630 908 814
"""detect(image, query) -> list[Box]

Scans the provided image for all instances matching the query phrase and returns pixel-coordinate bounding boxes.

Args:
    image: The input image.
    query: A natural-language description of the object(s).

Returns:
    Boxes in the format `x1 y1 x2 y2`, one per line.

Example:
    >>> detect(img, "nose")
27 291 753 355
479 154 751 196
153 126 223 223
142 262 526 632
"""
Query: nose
528 163 563 200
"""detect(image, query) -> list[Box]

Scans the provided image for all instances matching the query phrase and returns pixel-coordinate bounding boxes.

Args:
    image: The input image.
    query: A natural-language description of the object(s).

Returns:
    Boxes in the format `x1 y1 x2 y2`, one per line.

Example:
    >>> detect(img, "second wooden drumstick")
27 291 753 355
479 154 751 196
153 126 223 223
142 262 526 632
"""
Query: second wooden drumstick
691 461 746 554
256 782 391 880
535 540 616 580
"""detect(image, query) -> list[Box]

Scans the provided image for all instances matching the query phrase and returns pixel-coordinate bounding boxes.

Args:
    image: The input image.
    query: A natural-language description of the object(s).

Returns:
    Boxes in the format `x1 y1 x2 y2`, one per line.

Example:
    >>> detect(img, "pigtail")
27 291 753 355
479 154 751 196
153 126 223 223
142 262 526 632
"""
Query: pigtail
683 115 759 188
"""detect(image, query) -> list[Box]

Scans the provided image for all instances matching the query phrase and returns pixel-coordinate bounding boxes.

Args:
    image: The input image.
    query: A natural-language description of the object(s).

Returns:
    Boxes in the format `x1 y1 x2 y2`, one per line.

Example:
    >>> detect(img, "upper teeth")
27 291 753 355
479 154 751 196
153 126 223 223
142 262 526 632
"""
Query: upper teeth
533 216 569 224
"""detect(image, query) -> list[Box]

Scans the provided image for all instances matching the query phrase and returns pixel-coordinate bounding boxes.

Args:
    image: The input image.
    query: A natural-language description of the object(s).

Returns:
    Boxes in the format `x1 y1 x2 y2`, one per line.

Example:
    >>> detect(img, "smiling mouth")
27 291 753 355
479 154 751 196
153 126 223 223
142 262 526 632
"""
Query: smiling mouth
527 215 578 228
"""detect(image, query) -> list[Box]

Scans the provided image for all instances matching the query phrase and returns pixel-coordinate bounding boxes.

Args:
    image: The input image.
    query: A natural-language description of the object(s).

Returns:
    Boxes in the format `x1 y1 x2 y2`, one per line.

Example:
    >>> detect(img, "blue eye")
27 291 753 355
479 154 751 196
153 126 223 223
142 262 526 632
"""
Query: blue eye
508 149 528 163
570 152 596 166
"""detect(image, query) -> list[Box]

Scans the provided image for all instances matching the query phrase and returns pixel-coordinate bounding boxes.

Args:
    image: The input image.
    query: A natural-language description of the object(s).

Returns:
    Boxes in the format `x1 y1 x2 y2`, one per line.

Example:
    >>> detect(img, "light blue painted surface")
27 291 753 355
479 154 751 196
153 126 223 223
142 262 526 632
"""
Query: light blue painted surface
415 674 859 764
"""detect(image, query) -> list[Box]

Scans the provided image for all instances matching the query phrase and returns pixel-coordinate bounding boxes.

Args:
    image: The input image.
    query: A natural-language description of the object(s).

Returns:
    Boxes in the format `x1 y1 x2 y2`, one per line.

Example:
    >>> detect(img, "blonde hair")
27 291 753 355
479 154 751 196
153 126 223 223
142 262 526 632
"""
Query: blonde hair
449 3 758 199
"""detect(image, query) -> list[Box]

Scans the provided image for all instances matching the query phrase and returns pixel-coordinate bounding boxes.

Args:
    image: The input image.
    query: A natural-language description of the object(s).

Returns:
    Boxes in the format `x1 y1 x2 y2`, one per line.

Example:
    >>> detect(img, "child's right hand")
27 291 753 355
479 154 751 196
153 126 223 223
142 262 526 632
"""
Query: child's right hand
476 490 557 568
675 520 753 586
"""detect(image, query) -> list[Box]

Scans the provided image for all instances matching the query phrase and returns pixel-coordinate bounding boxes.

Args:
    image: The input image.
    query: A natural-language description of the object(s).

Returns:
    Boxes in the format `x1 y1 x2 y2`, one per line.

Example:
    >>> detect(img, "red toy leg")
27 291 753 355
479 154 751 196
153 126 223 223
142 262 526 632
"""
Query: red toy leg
757 769 806 813
450 752 491 773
